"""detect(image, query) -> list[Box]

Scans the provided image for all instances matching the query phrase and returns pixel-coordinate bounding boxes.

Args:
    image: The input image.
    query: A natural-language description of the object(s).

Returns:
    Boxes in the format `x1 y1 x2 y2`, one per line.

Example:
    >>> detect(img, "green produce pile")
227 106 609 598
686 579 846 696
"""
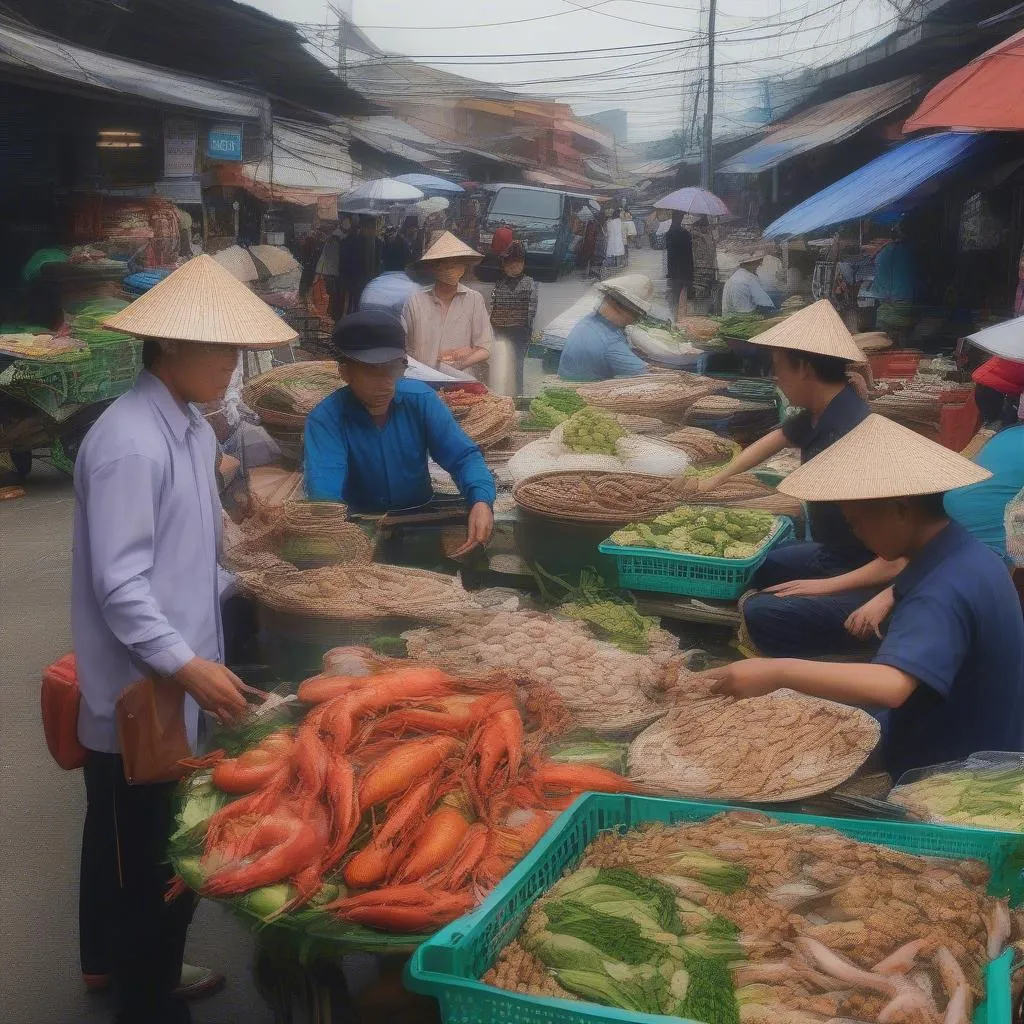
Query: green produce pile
562 406 626 456
534 566 658 653
611 506 778 559
516 865 744 1021
715 313 784 341
520 388 586 430
890 762 1024 831
70 299 132 347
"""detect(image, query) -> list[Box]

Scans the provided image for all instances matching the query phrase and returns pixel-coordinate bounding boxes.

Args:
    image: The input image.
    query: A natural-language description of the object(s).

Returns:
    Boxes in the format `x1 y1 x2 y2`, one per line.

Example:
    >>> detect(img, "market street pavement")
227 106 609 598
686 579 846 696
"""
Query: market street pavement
0 244 668 1024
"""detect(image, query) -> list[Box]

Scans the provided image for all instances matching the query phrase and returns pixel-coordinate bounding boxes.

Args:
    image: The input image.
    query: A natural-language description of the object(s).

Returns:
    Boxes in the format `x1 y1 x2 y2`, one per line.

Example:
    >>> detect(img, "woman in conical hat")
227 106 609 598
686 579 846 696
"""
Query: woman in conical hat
402 231 493 372
695 414 1024 780
692 300 873 588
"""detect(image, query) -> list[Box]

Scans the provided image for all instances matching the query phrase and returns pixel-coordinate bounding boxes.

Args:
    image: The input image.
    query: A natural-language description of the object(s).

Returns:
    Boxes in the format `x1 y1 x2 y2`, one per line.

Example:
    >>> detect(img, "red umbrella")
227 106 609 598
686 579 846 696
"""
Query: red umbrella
904 28 1024 133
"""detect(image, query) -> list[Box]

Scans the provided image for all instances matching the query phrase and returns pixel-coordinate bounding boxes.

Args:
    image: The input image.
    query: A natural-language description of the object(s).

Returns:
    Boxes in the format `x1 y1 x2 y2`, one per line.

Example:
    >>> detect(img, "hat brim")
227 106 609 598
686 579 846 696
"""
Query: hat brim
418 254 482 268
598 286 652 318
337 347 408 365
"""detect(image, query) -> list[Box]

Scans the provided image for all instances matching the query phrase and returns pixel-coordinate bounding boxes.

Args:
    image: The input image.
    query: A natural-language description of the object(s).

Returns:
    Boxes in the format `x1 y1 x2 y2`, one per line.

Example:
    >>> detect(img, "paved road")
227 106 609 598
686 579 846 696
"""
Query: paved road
0 243 667 1023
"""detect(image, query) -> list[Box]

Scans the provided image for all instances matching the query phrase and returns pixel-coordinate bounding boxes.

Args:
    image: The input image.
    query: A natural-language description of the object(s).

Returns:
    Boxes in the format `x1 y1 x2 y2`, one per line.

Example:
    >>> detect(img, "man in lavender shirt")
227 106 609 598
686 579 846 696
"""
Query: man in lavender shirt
72 256 292 1023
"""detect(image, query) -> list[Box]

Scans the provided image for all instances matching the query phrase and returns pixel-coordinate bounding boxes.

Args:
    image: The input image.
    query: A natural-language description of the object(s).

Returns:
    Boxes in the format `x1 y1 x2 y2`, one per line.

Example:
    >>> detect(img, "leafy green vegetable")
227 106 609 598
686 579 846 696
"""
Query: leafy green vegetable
521 388 586 429
613 505 778 559
547 738 628 773
240 883 297 921
670 949 739 1024
663 850 749 893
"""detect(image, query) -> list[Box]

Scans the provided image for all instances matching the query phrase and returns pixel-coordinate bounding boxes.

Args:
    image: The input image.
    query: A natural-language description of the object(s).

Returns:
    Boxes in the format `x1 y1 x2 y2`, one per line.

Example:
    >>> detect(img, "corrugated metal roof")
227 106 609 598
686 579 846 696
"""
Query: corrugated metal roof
719 76 924 174
0 20 267 120
101 178 203 204
343 116 454 165
244 120 355 193
763 131 985 238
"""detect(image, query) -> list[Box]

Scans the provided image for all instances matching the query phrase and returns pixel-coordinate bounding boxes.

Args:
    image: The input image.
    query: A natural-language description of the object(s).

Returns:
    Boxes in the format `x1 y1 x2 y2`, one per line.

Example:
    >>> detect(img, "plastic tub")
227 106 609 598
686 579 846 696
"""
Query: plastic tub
407 793 1024 1024
599 515 793 600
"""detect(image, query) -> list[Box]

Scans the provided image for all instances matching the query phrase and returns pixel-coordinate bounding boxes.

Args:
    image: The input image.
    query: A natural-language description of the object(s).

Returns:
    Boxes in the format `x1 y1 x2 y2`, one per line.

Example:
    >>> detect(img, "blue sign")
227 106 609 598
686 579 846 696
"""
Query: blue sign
207 123 243 162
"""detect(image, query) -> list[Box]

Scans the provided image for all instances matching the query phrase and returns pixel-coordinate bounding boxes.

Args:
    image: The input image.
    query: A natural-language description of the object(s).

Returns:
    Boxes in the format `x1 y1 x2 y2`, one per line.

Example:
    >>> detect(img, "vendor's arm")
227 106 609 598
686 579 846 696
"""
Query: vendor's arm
697 428 788 490
424 394 496 510
608 336 649 378
83 454 248 721
303 401 348 502
766 556 906 597
750 275 776 310
699 657 917 709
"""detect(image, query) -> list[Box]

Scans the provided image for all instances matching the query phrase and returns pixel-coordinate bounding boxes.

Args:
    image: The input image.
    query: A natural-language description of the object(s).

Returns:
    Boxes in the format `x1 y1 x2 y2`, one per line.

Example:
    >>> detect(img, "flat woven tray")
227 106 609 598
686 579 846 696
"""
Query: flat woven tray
574 372 721 418
512 471 684 525
628 689 880 803
243 360 342 429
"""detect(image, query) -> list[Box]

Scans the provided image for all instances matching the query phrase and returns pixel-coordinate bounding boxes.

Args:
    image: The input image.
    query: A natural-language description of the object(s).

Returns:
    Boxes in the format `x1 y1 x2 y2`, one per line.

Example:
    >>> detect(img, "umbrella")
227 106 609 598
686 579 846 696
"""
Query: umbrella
340 178 423 213
967 317 1024 363
904 29 1024 133
655 186 730 217
394 173 464 194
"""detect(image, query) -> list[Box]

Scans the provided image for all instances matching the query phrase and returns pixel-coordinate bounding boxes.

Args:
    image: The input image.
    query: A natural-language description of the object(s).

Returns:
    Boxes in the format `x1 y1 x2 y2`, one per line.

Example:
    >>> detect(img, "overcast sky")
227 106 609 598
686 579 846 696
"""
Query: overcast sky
245 0 897 143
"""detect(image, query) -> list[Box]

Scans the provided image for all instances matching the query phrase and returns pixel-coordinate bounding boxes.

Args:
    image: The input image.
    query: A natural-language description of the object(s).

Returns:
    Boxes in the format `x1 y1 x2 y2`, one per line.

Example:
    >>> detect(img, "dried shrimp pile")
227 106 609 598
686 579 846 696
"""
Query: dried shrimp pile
512 471 684 524
443 390 517 449
663 426 738 465
171 653 642 939
237 562 475 621
485 810 1019 1024
628 691 880 802
574 372 721 418
403 608 676 733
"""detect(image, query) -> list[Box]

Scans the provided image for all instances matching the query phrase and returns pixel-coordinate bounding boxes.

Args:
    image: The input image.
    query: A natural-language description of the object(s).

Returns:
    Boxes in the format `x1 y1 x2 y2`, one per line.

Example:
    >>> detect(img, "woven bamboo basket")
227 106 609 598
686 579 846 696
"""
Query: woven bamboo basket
243 360 342 430
662 426 738 465
457 394 518 449
512 471 685 525
574 372 722 419
628 690 880 803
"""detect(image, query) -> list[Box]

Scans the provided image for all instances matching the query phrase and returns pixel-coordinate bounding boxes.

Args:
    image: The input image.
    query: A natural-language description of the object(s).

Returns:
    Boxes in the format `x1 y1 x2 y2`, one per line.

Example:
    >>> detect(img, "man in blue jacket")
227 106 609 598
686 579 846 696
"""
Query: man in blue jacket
304 309 495 556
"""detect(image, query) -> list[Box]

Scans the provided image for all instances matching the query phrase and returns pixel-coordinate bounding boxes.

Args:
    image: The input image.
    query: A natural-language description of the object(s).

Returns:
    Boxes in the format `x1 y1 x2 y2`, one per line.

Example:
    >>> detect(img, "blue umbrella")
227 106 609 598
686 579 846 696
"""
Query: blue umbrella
394 173 464 195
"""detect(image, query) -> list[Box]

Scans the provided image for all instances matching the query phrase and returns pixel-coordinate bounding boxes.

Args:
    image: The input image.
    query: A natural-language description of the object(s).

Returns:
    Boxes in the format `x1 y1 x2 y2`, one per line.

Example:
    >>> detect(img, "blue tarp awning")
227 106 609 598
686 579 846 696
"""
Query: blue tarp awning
763 132 985 238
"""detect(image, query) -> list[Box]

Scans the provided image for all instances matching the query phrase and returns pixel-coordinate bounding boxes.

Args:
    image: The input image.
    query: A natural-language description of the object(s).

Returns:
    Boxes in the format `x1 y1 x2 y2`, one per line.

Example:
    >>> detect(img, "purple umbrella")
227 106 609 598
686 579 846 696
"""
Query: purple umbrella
655 187 730 217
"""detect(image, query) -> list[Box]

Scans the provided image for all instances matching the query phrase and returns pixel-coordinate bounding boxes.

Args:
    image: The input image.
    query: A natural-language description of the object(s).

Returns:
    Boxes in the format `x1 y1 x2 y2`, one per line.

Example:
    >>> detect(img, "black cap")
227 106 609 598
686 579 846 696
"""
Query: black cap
331 309 407 364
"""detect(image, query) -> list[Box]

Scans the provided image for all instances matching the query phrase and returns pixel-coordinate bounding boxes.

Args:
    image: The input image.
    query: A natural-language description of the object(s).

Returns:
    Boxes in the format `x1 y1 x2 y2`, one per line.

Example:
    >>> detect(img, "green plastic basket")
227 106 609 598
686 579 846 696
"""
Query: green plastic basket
598 516 793 600
407 793 1024 1024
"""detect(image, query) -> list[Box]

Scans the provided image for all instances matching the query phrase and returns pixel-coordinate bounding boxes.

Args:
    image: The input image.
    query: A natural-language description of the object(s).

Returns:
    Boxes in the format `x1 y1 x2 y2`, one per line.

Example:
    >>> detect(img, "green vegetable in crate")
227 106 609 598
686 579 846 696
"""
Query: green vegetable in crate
562 600 657 654
562 407 626 456
521 388 586 429
660 850 749 893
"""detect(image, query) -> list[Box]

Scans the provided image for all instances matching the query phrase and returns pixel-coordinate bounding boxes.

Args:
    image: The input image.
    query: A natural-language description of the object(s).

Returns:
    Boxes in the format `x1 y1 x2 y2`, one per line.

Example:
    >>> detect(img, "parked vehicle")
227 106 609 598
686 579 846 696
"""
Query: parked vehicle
478 184 596 281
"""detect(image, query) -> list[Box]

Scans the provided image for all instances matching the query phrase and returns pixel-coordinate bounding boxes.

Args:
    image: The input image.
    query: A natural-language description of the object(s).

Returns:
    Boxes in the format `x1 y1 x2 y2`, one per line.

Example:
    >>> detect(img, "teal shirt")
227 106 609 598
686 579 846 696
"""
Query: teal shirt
944 425 1024 559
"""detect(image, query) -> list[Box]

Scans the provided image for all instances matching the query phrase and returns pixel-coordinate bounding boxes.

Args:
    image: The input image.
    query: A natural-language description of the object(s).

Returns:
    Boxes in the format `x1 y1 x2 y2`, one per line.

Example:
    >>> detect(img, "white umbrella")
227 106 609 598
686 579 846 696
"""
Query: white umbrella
967 317 1024 362
416 196 449 217
341 178 424 210
212 245 261 282
655 186 730 217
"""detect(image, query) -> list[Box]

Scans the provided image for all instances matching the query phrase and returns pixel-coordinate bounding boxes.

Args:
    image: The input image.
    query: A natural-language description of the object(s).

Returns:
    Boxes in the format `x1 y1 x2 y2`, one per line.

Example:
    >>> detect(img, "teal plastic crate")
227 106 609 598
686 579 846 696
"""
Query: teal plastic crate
407 793 1024 1024
598 515 793 600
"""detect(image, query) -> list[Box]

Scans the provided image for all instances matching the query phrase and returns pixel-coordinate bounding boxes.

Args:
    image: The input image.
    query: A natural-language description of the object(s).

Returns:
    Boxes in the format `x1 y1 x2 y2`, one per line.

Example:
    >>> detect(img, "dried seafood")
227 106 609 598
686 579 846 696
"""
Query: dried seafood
512 471 684 524
628 690 880 802
403 608 678 734
574 372 721 418
238 562 474 621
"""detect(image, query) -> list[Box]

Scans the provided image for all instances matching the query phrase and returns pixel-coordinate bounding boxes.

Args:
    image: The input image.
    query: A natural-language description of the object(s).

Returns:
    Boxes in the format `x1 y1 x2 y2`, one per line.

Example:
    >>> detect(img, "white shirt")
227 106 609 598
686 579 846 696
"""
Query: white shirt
721 268 775 316
403 283 493 368
605 218 626 258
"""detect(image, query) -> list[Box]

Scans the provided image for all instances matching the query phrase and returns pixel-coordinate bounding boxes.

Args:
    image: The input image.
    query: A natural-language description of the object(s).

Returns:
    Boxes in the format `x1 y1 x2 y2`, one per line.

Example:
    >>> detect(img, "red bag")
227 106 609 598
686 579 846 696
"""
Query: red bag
40 653 89 770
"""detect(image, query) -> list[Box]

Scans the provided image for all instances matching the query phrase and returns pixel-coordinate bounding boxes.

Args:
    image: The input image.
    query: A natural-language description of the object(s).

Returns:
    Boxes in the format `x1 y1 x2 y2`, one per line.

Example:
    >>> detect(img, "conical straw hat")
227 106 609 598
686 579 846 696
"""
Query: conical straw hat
102 255 297 349
748 299 864 362
778 414 990 501
418 231 482 264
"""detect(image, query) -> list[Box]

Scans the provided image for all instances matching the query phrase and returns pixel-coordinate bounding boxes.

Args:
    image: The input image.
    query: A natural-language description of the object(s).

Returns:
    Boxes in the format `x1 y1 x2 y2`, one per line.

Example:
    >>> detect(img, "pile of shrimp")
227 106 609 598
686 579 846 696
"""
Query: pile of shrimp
172 653 641 934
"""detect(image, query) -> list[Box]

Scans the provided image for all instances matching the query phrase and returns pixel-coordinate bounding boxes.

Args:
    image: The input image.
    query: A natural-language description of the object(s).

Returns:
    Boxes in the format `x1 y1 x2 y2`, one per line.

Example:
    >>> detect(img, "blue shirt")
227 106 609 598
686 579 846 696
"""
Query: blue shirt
72 371 228 753
944 426 1024 559
304 378 496 513
782 385 872 564
558 311 647 381
864 240 915 303
874 522 1024 778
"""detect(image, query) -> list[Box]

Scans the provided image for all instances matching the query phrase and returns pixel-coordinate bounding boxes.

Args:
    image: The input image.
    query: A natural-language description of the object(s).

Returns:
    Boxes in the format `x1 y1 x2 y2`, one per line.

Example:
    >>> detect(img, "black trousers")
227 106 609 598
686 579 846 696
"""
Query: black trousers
81 752 196 1024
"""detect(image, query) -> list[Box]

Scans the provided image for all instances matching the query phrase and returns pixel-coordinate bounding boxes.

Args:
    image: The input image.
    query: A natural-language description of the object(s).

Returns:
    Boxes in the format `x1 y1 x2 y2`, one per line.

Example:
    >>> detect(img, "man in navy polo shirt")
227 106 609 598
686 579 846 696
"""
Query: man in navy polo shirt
696 414 1024 777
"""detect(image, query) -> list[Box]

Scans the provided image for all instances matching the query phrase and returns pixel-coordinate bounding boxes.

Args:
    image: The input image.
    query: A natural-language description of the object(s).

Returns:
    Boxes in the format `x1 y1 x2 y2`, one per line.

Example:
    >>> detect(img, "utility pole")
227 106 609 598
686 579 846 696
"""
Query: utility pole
334 0 353 84
701 0 716 189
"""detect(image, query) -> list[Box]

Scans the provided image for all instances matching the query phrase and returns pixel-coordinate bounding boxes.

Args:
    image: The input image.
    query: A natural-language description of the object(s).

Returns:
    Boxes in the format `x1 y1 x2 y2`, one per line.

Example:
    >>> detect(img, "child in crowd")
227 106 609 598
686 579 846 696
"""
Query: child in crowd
489 241 538 393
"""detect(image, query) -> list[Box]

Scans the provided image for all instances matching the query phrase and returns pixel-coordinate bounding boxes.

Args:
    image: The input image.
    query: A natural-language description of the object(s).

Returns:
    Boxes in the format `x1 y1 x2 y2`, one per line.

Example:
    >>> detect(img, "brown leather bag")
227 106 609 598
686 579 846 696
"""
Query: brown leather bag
115 677 191 785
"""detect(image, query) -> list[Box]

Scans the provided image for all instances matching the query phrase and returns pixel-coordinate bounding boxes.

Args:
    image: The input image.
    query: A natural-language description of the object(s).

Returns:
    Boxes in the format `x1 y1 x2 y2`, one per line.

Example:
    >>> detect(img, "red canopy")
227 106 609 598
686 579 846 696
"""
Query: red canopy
904 28 1024 132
